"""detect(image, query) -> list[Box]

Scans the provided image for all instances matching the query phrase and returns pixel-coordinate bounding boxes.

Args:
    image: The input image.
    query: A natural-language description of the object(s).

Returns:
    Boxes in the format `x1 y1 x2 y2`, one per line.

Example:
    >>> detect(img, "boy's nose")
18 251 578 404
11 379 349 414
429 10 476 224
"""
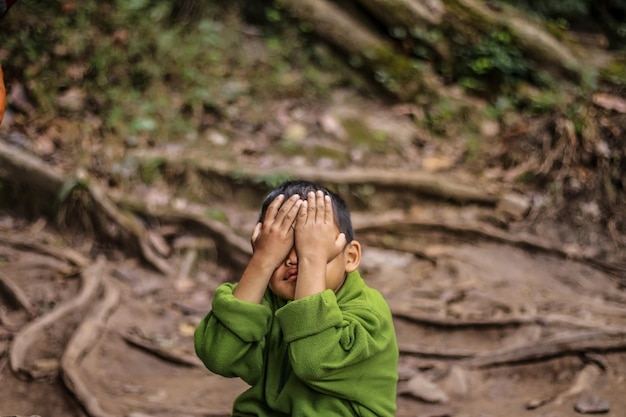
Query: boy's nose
285 247 297 266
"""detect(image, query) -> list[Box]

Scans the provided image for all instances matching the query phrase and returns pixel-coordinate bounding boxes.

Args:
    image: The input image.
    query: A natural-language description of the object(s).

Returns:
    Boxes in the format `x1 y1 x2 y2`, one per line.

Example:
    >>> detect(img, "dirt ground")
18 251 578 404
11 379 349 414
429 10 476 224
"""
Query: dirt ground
1 89 625 417
1 215 625 417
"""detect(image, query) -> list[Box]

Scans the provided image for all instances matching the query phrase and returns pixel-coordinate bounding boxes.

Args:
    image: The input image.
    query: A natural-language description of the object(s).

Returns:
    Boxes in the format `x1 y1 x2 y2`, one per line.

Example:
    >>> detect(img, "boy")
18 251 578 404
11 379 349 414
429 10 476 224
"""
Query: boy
194 180 398 416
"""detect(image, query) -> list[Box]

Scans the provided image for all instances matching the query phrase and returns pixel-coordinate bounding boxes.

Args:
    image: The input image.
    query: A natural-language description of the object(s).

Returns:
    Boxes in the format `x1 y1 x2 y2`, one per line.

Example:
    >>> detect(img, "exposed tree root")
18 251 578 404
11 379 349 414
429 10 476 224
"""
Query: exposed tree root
399 342 476 359
0 271 36 317
392 305 626 333
113 192 252 271
85 176 173 276
60 268 120 417
10 141 621 283
9 257 103 379
0 138 65 192
0 232 89 267
0 142 171 275
464 331 626 368
2 141 626 411
357 218 626 278
121 332 203 368
5 141 620 289
399 330 626 366
278 0 592 104
128 149 500 205
277 0 441 101
526 363 603 410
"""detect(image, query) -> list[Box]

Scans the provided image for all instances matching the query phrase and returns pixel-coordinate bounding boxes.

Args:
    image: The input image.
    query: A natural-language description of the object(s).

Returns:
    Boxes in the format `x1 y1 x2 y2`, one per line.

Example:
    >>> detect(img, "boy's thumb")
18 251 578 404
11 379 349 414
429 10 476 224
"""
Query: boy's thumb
335 232 347 248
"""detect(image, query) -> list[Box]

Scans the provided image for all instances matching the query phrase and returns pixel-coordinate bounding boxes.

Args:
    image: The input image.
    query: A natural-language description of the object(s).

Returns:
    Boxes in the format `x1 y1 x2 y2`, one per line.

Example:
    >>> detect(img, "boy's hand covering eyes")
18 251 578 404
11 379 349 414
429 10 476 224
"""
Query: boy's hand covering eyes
295 191 346 262
251 194 302 269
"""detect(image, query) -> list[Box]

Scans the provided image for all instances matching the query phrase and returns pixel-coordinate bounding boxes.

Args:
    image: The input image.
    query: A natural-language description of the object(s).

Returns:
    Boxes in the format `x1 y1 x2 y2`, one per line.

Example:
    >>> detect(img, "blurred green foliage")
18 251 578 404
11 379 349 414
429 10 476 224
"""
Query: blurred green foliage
1 0 621 143
496 0 626 49
1 0 355 143
454 30 531 97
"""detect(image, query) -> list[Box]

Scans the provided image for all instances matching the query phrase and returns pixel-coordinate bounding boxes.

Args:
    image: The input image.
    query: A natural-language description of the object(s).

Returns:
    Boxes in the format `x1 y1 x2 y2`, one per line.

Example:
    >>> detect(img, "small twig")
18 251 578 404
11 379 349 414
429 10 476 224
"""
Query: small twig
171 302 206 316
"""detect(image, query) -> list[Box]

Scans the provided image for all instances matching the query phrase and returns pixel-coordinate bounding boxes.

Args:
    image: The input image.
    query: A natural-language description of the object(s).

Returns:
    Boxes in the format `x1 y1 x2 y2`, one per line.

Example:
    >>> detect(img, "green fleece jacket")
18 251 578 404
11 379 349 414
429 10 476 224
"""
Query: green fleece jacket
194 270 398 417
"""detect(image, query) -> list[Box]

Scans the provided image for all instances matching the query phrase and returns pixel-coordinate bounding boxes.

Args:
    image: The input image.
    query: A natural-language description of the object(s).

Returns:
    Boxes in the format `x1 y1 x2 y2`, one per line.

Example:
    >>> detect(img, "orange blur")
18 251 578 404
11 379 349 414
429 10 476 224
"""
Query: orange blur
0 65 5 124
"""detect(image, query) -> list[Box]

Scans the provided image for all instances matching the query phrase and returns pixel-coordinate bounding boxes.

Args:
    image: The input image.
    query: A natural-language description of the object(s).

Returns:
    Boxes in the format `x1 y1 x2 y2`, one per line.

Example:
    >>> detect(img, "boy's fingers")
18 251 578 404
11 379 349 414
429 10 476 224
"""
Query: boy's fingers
315 190 325 223
296 200 308 226
324 194 333 225
279 197 302 228
264 194 285 223
307 191 316 220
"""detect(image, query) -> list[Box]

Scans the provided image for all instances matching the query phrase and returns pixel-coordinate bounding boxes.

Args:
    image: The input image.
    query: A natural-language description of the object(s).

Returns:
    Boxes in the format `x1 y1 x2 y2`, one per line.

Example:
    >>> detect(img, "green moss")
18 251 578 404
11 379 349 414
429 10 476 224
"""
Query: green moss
600 57 626 86
252 173 293 189
140 158 165 184
310 145 349 164
360 47 427 100
205 208 229 223
341 117 389 153
277 139 302 157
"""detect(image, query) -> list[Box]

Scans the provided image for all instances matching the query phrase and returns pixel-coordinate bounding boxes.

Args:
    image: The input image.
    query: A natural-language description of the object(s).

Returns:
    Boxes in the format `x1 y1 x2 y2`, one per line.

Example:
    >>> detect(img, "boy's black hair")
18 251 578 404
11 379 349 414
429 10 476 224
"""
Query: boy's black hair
258 180 355 243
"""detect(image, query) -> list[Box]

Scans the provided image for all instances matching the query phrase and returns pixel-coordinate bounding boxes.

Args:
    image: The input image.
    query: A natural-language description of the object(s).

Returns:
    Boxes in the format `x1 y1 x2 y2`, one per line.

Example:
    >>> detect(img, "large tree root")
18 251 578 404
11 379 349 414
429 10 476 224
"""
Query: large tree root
277 0 443 101
279 0 593 102
60 269 120 417
129 149 499 205
357 218 626 278
0 271 36 317
463 330 626 368
0 142 172 275
392 305 626 333
9 257 103 379
0 232 89 267
113 192 252 271
85 175 174 276
5 142 620 283
399 330 626 366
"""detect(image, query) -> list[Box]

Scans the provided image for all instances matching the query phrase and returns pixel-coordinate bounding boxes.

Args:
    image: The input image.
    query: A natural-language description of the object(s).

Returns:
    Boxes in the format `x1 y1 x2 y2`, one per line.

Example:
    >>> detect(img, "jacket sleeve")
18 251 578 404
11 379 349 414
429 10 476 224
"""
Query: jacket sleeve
194 283 272 386
274 288 396 398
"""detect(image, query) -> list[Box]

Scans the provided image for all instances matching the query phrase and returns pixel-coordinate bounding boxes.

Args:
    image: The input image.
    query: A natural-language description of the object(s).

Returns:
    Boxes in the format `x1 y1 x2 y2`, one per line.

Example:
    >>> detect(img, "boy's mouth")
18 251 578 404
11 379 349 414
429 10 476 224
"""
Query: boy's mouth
284 268 298 281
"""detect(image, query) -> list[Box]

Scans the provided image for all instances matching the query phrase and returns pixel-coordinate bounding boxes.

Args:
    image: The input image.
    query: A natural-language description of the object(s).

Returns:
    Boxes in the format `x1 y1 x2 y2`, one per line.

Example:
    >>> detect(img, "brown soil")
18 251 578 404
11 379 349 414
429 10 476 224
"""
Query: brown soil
1 89 625 417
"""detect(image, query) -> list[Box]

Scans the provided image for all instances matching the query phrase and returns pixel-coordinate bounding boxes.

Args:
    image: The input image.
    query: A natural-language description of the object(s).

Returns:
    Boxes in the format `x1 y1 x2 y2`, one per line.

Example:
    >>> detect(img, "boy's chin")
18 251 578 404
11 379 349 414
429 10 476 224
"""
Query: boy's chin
269 283 297 301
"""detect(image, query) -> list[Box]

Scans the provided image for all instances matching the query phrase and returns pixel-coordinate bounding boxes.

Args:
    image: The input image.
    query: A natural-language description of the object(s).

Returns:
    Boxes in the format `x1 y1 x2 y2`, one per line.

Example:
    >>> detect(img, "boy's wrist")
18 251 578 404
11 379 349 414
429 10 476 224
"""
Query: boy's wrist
249 251 282 273
294 265 326 298
297 254 327 268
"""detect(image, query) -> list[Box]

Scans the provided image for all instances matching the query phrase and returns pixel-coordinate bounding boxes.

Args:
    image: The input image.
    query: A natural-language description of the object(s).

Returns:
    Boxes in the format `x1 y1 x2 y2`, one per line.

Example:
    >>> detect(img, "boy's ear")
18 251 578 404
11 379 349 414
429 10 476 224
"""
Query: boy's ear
344 240 361 273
